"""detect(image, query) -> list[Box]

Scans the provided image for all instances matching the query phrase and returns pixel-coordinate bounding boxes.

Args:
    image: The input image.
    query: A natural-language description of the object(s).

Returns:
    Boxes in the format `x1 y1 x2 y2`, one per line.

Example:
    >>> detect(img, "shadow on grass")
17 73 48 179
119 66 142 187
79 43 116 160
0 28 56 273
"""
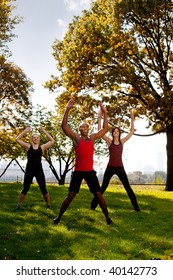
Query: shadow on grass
0 183 173 260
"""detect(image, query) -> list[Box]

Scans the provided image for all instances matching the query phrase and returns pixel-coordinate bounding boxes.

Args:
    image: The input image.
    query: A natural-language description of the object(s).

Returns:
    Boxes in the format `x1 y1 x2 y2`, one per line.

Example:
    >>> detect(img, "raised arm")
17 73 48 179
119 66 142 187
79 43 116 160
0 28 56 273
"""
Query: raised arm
97 108 102 131
92 102 108 141
39 127 55 152
97 108 111 145
61 99 79 142
121 110 135 144
16 127 31 150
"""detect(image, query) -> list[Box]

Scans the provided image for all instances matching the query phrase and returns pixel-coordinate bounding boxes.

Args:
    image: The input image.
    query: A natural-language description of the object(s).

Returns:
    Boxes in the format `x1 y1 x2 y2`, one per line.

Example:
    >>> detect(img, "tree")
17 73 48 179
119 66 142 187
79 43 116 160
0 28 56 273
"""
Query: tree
0 0 20 54
153 171 166 184
0 0 33 128
45 0 173 190
43 123 75 185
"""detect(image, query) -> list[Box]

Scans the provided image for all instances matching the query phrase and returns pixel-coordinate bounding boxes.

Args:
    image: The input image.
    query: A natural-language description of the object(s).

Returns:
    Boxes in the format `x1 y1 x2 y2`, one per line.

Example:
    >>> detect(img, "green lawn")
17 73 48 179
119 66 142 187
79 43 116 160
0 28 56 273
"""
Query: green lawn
0 182 173 260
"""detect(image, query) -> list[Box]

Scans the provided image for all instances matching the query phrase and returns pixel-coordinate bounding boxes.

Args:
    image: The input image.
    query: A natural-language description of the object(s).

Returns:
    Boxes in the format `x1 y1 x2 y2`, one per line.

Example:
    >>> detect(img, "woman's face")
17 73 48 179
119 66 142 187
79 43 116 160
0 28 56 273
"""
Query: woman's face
32 134 40 144
112 127 120 137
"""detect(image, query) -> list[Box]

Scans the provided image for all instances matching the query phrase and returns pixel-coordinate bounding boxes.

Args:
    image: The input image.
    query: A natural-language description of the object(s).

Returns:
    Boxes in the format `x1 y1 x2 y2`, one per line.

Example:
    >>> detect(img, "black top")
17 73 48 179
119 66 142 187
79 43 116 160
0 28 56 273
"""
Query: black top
26 146 43 172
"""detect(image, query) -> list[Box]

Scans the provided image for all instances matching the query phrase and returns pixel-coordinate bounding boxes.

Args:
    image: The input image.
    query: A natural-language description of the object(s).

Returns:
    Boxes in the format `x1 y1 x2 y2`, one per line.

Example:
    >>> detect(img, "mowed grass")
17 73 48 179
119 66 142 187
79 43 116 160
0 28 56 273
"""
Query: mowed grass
0 182 173 260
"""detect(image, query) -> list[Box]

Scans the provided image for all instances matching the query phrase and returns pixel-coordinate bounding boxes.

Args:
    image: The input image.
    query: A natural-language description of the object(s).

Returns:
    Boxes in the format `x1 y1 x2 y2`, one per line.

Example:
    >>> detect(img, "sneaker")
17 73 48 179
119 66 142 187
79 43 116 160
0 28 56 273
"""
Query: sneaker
53 217 60 225
90 200 97 211
134 207 140 212
106 218 112 225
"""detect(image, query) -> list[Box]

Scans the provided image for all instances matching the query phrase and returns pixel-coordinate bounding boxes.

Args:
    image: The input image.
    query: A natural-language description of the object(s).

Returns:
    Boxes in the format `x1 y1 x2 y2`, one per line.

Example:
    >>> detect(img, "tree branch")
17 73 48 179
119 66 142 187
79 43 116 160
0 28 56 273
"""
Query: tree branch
108 120 165 136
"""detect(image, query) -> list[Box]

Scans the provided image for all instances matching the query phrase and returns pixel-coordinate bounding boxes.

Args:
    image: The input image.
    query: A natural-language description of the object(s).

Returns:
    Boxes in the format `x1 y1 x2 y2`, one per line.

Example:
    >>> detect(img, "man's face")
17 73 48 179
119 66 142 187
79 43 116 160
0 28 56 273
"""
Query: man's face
79 123 89 136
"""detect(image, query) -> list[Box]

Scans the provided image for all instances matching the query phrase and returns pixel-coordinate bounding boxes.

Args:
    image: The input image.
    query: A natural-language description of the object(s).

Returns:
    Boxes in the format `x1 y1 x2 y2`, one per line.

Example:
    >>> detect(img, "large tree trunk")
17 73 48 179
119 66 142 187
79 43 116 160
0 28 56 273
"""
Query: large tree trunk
165 124 173 191
44 157 69 185
59 174 66 186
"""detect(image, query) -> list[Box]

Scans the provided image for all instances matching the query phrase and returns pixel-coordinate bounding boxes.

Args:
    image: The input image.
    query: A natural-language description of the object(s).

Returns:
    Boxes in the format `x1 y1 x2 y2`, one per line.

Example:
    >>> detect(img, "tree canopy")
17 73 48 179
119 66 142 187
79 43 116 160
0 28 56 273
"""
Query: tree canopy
46 0 173 131
45 0 173 190
0 0 20 54
0 0 33 128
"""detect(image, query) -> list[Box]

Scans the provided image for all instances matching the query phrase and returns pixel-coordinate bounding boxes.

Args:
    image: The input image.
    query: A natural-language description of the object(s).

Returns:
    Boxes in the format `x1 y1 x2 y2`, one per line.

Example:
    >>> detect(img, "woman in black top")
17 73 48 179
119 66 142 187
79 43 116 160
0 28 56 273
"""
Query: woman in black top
16 127 55 209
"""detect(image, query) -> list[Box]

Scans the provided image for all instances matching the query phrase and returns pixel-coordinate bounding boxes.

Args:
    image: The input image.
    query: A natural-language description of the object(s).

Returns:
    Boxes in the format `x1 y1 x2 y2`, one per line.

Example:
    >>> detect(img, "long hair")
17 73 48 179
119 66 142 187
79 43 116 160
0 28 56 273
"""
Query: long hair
111 127 121 142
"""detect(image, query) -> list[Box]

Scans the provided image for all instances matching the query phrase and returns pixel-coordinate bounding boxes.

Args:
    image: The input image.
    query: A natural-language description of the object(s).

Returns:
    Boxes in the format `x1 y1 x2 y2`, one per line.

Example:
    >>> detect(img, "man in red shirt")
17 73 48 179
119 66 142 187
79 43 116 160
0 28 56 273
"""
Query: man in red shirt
53 99 112 225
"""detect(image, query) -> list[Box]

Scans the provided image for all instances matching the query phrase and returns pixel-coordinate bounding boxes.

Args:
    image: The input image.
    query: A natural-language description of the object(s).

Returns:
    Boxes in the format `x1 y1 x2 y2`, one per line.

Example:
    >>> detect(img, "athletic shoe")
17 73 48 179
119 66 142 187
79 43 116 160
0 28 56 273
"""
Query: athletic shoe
134 207 140 212
53 217 60 225
106 218 112 225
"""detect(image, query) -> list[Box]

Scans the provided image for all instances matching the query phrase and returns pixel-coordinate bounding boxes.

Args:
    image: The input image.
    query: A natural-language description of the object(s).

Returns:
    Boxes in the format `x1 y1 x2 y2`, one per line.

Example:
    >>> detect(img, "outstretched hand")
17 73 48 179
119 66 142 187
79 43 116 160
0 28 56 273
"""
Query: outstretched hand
66 99 74 109
99 102 106 114
24 126 31 133
39 127 45 133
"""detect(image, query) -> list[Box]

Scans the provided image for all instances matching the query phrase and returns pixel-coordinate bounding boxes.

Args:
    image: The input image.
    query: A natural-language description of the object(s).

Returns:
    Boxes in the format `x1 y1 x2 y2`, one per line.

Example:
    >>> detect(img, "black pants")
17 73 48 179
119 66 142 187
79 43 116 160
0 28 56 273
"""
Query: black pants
21 169 48 195
91 165 139 210
69 170 101 193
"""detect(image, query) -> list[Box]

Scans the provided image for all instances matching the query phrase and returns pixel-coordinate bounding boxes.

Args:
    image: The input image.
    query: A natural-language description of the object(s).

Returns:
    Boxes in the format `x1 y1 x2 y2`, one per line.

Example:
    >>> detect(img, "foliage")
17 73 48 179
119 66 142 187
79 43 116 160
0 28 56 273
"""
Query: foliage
46 0 173 132
0 60 33 128
0 182 173 260
0 0 33 128
0 0 21 55
43 115 75 185
45 0 173 190
127 171 166 184
0 128 23 160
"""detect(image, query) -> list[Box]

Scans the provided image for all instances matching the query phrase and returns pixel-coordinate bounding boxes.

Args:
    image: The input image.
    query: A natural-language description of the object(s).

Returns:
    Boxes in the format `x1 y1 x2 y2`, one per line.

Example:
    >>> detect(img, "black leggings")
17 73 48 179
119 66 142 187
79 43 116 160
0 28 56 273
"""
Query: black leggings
21 169 48 195
91 165 139 209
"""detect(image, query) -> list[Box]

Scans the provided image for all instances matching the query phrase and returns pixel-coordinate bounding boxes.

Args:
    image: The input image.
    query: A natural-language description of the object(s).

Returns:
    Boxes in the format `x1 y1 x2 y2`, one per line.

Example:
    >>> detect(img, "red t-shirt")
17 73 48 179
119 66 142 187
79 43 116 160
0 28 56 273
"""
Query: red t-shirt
108 142 123 167
74 138 94 171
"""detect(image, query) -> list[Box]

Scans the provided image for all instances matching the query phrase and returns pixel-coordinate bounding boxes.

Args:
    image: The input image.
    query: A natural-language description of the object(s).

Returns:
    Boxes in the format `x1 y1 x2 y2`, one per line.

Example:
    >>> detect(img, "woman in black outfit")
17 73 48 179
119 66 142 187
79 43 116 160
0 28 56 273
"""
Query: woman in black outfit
91 110 140 212
16 126 55 209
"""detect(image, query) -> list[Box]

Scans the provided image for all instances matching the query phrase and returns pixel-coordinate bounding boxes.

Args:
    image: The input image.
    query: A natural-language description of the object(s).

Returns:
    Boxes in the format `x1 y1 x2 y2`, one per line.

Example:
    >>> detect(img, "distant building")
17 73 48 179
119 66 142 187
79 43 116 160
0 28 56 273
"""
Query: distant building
157 152 164 171
143 165 155 173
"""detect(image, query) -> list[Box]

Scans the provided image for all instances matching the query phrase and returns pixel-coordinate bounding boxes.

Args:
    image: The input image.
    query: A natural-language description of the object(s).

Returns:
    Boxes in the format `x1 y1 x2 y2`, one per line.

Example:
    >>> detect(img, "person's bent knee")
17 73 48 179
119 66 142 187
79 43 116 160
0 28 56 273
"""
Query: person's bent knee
21 190 28 195
41 189 48 196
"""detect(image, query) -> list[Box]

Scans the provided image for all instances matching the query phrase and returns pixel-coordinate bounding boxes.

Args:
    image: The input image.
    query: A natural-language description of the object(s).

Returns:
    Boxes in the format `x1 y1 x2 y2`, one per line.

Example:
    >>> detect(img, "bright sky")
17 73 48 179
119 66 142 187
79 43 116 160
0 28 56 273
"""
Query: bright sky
8 0 167 173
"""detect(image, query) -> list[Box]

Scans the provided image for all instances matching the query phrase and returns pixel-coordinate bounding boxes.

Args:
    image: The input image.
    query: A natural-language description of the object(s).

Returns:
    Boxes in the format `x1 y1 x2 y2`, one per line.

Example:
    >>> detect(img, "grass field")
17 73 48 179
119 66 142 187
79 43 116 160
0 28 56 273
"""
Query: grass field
0 182 173 260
